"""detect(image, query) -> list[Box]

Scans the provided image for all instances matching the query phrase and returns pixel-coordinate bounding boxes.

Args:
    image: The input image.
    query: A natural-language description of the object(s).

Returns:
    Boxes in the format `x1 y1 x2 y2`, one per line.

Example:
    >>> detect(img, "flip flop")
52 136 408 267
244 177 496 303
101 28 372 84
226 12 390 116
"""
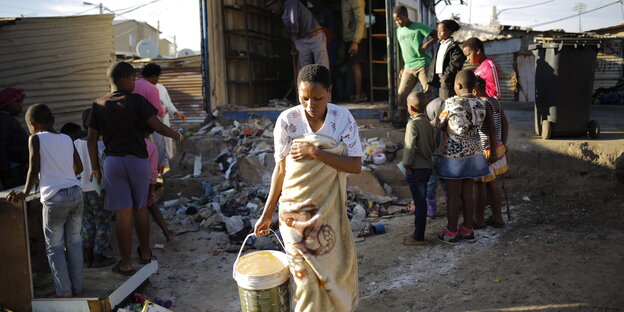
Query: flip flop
485 216 505 228
350 95 368 103
112 261 135 276
138 246 156 264
91 256 117 268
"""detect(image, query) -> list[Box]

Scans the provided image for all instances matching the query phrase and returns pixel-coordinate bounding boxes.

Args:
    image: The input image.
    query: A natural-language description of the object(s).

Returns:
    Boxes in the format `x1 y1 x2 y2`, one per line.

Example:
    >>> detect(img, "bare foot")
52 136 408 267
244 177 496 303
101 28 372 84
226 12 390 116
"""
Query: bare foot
165 230 175 242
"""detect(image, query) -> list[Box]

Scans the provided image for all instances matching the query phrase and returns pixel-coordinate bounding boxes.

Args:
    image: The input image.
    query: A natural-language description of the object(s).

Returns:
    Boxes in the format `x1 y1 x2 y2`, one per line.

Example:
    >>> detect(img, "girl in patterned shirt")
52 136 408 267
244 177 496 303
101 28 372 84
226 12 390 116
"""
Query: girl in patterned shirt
435 69 489 244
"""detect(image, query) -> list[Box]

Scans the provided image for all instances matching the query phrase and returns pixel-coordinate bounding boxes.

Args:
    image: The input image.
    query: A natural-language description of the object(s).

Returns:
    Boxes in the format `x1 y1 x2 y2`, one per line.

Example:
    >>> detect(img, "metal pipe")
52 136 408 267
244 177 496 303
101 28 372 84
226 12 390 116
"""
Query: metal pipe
199 0 213 121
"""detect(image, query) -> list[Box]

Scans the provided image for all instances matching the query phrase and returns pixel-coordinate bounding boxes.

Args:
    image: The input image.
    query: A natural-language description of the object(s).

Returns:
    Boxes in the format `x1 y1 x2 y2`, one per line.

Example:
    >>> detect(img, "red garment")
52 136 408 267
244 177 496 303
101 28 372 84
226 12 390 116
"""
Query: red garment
474 58 501 99
134 78 165 117
0 87 25 108
145 138 159 184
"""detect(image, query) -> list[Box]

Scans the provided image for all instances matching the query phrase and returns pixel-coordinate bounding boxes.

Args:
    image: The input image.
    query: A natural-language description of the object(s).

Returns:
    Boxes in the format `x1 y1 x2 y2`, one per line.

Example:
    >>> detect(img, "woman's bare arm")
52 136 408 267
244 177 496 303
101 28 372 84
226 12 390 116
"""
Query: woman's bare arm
254 160 286 236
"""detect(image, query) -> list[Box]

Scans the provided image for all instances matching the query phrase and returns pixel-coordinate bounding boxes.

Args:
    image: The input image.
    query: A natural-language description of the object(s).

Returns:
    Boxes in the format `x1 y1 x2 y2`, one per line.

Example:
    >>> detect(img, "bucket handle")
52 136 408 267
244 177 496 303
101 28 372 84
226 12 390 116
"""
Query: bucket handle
233 229 286 280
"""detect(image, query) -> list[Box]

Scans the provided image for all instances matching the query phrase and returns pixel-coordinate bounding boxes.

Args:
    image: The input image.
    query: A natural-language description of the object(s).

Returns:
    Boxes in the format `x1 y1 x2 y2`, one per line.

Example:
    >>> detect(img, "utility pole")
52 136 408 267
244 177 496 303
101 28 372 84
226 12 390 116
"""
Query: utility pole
572 2 586 32
83 2 105 14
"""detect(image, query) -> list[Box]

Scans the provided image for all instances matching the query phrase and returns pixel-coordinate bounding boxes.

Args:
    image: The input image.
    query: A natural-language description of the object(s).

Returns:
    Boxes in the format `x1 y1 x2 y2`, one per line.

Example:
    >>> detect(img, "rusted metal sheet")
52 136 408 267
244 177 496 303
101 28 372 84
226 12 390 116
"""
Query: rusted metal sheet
0 14 115 127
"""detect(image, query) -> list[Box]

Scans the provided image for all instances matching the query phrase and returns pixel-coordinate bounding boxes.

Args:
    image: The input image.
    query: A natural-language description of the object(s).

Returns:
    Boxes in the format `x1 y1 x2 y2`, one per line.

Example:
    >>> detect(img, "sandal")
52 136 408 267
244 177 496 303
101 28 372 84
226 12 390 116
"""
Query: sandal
473 223 487 230
91 255 117 268
112 261 136 276
350 95 368 103
137 246 156 264
357 226 373 238
485 216 505 228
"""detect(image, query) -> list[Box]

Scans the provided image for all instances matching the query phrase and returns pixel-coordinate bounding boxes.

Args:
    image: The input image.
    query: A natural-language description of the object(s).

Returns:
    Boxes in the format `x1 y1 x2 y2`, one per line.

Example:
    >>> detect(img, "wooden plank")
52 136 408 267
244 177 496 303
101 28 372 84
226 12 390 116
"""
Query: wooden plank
32 299 92 312
0 199 33 312
108 260 159 309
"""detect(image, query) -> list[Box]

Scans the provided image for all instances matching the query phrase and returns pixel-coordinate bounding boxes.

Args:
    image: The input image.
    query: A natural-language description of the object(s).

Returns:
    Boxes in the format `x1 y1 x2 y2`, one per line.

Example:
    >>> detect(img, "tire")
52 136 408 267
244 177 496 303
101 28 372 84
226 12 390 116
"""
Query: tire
588 120 600 139
541 120 552 140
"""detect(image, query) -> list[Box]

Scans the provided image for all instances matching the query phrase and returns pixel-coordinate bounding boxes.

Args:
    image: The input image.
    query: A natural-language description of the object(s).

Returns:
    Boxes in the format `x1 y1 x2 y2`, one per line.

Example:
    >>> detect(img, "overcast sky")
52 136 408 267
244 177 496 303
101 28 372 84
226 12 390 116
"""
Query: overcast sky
1 0 622 51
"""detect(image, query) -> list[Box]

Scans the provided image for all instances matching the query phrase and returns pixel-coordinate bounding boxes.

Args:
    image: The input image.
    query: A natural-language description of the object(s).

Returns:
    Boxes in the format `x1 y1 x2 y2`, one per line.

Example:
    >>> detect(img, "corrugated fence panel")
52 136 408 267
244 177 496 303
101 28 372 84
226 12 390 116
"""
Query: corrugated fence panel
0 14 115 127
491 53 517 101
133 56 207 127
594 38 623 91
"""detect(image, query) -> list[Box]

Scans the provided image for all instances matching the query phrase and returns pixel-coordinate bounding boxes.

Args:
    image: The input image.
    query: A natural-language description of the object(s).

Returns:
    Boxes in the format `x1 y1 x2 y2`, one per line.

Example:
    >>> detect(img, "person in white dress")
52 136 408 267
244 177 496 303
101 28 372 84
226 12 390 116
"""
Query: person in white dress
156 83 186 163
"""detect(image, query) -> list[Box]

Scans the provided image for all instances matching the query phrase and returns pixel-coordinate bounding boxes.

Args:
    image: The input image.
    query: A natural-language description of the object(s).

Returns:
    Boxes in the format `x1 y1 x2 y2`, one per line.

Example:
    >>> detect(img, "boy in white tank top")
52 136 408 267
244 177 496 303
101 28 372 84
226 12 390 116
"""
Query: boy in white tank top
5 104 84 297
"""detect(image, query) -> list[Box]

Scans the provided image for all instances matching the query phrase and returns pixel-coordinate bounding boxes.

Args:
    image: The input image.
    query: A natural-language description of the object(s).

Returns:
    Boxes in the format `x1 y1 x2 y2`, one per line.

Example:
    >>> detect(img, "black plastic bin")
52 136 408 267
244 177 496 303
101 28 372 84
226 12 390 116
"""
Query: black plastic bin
530 38 601 139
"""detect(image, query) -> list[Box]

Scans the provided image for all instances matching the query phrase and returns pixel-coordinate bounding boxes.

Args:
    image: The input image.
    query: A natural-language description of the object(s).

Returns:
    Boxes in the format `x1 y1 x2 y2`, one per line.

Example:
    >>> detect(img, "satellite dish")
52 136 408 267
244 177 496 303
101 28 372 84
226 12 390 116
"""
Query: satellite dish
136 39 159 58
177 49 195 58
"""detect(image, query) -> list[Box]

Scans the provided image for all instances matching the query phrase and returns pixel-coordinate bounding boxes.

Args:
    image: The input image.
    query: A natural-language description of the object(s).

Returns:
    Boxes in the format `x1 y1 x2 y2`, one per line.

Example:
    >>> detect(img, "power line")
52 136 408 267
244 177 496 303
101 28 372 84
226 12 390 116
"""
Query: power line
72 7 98 16
528 0 622 28
497 0 556 17
116 0 164 15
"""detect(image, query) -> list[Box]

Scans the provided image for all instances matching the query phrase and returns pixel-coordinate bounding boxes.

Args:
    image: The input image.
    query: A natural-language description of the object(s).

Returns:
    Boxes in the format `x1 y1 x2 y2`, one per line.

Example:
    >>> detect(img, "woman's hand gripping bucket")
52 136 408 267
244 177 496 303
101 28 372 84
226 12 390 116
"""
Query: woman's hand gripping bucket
233 230 291 312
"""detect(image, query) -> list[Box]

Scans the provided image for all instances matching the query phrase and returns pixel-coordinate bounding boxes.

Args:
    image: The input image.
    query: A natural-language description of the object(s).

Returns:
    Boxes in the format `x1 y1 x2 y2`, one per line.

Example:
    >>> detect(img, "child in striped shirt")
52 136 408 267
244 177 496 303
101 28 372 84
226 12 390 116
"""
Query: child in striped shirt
473 77 509 228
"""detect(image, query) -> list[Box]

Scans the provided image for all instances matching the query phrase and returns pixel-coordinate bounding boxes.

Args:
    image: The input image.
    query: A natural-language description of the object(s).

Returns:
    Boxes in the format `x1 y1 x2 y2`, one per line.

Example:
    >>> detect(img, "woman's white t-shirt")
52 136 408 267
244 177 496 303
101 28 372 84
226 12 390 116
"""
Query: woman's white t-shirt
273 103 364 162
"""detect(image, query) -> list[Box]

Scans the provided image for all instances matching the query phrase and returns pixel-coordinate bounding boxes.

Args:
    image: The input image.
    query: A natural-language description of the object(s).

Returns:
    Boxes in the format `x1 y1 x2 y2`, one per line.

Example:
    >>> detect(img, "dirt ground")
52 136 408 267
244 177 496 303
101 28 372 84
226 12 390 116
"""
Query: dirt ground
141 103 624 312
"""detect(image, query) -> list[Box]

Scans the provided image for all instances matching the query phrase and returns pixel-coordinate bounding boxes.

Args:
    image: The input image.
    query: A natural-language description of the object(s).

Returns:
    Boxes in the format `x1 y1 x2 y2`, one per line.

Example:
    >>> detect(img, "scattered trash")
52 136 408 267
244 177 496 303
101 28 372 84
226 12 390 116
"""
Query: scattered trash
522 196 531 202
193 153 202 177
153 244 165 249
157 116 410 250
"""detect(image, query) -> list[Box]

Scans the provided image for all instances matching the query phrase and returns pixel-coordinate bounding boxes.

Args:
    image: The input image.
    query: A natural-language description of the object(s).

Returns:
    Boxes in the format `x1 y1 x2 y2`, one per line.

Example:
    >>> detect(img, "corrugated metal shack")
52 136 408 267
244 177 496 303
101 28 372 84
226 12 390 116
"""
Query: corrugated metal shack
452 23 561 102
202 0 437 110
0 15 115 126
589 24 623 91
132 55 208 126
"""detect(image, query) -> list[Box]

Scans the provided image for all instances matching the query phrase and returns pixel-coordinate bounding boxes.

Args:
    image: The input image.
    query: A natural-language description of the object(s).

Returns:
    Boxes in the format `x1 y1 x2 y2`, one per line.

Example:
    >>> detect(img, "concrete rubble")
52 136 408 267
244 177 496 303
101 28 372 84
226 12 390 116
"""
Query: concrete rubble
159 116 411 249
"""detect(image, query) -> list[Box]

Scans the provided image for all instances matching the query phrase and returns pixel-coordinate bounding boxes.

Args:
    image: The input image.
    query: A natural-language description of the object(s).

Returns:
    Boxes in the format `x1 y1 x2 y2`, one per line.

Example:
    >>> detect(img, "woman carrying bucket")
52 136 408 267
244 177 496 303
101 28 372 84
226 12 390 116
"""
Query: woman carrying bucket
254 64 363 312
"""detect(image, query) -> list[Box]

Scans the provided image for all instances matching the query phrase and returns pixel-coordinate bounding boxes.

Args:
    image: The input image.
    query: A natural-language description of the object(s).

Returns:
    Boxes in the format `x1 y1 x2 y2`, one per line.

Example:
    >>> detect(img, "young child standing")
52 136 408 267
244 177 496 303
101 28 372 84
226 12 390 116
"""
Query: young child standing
429 20 466 100
462 37 501 100
425 97 448 218
473 77 509 228
402 92 434 246
145 134 174 242
88 62 182 275
75 109 116 268
436 70 489 244
6 104 84 297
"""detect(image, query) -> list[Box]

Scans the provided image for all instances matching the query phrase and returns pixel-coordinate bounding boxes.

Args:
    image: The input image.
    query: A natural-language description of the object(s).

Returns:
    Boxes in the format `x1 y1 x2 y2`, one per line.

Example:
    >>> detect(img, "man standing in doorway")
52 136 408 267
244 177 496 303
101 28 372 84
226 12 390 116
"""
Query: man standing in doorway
342 0 367 102
269 0 330 70
393 5 437 126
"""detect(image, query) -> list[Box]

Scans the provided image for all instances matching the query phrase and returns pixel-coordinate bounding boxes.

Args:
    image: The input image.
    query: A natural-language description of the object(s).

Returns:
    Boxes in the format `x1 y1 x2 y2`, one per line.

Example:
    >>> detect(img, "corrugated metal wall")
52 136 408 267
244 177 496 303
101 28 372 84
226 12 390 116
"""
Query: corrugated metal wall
491 53 517 101
594 38 623 91
0 15 115 126
133 56 207 126
466 52 518 101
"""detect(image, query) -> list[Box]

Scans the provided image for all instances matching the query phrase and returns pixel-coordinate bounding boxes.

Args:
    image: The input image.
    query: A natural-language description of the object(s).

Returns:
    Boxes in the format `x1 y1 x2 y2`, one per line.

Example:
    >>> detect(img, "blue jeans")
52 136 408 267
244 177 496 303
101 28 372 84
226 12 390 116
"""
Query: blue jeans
42 185 84 296
427 156 447 200
406 168 432 241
